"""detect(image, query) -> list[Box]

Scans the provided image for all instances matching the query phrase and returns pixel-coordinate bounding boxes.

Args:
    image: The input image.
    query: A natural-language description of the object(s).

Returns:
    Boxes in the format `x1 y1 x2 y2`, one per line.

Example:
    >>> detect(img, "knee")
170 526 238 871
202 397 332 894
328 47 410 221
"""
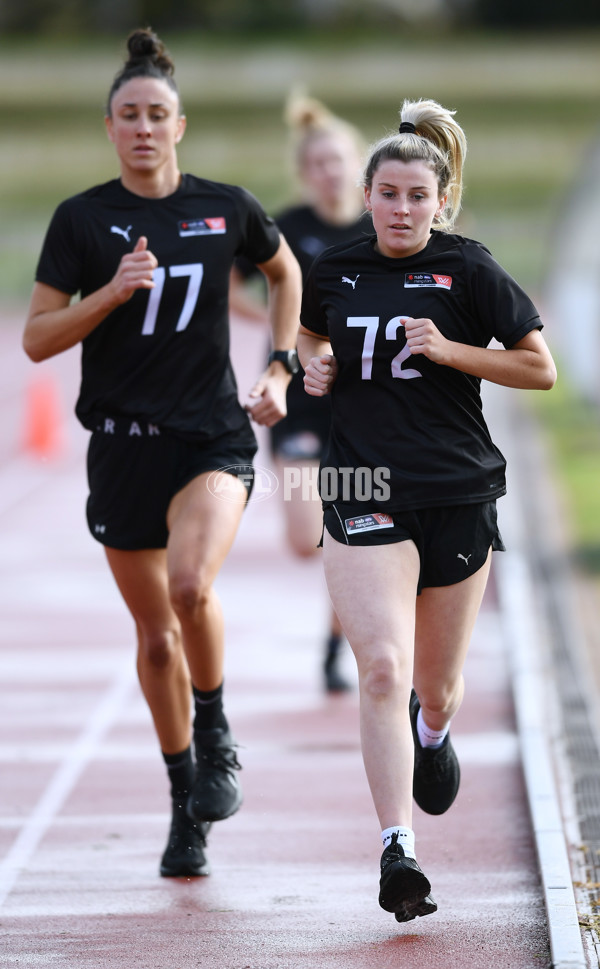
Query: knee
139 627 180 672
289 535 318 559
417 682 459 720
360 653 403 700
169 570 211 619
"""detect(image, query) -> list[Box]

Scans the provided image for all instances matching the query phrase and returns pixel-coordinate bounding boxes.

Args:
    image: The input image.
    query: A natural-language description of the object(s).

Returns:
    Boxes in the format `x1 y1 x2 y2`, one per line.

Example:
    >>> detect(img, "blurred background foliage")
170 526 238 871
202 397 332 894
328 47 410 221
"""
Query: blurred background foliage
0 1 599 562
0 0 599 34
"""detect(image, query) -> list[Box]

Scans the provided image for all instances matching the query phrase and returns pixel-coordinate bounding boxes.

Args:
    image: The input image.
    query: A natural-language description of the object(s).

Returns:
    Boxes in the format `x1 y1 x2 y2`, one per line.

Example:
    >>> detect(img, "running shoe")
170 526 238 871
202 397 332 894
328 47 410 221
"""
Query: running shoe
187 726 243 822
410 689 460 815
379 833 437 921
160 796 211 877
324 652 352 693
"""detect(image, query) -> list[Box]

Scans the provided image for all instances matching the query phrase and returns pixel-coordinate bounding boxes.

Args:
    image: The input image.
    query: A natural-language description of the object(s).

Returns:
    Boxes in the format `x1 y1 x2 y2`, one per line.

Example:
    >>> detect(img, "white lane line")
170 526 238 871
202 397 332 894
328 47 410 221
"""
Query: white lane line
0 660 135 908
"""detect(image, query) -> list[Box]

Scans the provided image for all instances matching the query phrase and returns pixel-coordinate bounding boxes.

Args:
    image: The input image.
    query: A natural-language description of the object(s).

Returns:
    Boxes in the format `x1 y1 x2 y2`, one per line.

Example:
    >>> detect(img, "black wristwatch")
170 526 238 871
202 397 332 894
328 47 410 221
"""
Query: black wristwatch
268 349 300 375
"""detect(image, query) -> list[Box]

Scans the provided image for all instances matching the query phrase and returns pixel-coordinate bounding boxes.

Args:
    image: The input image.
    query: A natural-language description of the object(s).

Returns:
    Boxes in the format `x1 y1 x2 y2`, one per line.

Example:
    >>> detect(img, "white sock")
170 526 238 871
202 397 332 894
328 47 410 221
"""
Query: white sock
417 708 449 749
381 825 416 859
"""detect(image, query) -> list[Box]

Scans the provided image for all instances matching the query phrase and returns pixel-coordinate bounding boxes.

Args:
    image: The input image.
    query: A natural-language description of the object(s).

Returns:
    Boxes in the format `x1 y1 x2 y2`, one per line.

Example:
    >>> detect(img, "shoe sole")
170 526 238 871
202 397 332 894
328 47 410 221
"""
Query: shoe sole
395 893 437 922
379 862 431 914
160 861 211 878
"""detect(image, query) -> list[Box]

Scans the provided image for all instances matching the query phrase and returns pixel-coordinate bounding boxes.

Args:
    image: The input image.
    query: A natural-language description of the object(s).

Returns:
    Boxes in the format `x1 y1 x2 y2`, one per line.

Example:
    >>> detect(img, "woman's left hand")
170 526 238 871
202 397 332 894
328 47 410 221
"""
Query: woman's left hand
245 369 289 427
404 317 449 364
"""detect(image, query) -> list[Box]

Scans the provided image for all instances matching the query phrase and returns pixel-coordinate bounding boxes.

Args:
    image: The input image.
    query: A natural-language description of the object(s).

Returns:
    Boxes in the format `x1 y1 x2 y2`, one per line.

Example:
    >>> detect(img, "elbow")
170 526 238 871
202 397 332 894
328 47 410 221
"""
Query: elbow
22 331 49 364
538 361 558 391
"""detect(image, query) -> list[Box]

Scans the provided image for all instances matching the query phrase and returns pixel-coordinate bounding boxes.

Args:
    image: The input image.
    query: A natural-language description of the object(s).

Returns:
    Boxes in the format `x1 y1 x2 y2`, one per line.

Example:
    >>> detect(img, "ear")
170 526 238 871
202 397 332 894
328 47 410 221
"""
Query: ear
436 194 448 219
104 115 115 144
175 114 187 145
363 185 372 211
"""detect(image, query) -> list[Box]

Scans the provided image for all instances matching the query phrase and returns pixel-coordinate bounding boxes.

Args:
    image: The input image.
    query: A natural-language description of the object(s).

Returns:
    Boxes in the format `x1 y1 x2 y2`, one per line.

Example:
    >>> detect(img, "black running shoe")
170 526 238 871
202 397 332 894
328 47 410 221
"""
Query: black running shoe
187 726 243 823
379 833 437 921
324 652 352 693
410 689 460 815
160 797 211 877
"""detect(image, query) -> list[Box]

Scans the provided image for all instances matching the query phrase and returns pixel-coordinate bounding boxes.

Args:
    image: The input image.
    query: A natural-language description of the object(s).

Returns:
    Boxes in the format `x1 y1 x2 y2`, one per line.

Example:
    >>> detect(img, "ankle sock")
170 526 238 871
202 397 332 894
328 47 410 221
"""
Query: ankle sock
162 746 195 799
193 682 228 732
417 708 449 749
381 825 416 860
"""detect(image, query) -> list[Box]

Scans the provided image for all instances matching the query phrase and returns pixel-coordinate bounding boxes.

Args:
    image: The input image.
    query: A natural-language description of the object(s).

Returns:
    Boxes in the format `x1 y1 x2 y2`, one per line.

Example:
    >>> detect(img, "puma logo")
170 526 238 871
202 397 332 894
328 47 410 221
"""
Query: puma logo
342 275 360 289
111 224 133 243
457 552 472 565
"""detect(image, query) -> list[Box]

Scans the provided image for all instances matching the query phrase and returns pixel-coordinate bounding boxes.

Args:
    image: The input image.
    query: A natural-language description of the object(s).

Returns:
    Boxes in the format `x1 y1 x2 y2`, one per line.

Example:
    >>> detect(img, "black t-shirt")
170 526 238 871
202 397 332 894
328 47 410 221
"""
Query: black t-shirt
301 229 543 510
35 175 281 440
265 205 371 443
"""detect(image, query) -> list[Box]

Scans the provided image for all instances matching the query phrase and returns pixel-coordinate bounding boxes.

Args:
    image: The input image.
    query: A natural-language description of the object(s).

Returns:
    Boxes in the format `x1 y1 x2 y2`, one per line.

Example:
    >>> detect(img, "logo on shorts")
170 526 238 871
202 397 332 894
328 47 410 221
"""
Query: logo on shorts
404 273 452 290
206 465 278 503
344 513 394 535
457 552 472 565
178 217 226 237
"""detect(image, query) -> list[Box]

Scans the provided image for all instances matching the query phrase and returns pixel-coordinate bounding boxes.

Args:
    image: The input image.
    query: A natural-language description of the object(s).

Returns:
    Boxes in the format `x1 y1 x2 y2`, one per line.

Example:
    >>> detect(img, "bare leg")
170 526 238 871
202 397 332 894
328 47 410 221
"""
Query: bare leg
104 546 191 755
166 470 247 690
414 550 492 731
322 533 420 829
276 456 349 688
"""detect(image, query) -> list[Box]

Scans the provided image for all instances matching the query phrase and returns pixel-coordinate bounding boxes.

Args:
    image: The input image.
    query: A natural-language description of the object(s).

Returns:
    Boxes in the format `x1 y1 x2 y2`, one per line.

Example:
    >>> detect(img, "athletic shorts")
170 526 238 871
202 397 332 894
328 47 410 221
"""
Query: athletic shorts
86 417 257 551
322 500 505 593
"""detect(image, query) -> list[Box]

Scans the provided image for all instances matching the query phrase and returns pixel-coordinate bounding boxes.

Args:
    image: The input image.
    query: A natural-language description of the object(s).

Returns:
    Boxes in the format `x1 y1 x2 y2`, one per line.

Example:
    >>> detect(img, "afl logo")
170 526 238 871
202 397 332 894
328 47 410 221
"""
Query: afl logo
206 465 279 503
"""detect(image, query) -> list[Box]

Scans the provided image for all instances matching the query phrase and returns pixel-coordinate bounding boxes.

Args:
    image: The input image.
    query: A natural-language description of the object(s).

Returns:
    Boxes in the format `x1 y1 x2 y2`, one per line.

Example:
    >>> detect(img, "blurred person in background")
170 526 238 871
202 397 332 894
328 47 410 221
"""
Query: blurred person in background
298 98 556 922
23 28 301 880
231 92 370 692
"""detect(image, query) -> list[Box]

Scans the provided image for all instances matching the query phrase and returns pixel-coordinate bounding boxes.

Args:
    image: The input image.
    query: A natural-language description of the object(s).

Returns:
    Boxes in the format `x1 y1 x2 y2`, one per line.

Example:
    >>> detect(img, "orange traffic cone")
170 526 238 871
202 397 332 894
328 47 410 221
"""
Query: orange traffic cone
22 372 66 459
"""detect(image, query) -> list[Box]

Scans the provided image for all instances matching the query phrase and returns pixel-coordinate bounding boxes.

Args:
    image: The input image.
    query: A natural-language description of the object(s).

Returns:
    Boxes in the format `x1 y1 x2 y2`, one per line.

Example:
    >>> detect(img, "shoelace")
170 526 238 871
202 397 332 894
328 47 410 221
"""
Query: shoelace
198 747 242 771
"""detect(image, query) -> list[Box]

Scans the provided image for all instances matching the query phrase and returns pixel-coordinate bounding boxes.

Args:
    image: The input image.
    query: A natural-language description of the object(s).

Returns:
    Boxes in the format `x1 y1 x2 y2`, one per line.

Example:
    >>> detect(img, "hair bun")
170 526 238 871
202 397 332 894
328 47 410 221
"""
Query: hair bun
126 28 174 76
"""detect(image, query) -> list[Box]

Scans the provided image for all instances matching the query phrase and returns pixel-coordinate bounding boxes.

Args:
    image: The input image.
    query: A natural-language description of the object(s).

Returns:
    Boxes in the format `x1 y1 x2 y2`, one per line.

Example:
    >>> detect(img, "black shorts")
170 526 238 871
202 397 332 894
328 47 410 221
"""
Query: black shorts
86 418 257 550
322 500 505 593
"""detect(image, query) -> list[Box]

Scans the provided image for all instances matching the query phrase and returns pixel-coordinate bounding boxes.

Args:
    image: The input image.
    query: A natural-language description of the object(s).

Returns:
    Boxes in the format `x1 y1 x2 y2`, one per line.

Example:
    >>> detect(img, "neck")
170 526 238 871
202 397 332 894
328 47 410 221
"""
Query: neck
120 163 182 199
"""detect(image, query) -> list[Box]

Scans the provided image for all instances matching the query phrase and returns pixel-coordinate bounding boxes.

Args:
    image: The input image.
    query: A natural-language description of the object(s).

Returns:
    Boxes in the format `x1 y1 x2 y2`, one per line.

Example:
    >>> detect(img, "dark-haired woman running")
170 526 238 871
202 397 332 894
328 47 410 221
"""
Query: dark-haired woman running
23 28 301 879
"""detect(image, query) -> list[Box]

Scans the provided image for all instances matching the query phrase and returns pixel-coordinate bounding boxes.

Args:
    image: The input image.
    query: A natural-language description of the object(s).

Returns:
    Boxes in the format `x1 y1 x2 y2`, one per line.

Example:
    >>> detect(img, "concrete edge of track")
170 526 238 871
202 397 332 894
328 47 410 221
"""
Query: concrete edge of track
494 394 589 969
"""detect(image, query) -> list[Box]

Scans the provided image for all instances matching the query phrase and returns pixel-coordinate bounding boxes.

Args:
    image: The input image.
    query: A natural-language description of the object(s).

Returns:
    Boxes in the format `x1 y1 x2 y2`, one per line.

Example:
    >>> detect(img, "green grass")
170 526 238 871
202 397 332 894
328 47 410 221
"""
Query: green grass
533 371 600 570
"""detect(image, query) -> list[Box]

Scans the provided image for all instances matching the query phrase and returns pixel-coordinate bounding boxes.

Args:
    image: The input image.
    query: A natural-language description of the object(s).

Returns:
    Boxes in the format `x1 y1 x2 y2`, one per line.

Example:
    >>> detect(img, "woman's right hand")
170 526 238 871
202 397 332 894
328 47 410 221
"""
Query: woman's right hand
304 353 338 396
110 236 158 304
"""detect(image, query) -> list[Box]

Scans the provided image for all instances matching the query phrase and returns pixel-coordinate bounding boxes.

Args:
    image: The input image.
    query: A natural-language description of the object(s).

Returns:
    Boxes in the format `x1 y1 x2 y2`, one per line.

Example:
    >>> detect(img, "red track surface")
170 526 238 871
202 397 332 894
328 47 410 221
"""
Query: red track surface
0 314 551 967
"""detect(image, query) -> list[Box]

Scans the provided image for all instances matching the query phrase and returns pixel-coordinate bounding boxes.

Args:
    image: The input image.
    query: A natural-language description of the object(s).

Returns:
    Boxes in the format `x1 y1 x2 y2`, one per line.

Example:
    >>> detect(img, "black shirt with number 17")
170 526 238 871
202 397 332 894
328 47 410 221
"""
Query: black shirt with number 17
35 175 281 441
300 229 543 511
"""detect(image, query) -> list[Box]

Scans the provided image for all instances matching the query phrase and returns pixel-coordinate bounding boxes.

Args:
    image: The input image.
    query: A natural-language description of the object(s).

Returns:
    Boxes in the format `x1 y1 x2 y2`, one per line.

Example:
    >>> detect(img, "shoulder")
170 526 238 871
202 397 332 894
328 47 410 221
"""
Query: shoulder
313 234 375 269
429 229 491 259
181 174 263 210
276 204 312 227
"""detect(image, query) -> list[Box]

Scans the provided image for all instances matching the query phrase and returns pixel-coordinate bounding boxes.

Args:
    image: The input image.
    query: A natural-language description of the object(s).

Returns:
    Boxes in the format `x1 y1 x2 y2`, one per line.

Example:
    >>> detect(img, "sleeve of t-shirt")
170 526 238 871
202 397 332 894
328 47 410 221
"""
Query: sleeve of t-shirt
35 198 84 296
465 244 542 348
235 187 281 266
300 260 329 338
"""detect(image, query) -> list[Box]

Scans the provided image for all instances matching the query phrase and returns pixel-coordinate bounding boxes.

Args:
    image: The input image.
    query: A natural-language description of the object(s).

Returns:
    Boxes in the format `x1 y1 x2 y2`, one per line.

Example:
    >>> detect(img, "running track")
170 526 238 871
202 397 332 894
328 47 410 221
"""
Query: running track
0 311 576 967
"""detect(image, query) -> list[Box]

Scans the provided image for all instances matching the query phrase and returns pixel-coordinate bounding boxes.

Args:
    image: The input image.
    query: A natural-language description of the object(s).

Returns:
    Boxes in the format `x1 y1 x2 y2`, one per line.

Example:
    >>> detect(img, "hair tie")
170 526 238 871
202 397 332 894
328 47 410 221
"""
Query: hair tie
399 121 416 134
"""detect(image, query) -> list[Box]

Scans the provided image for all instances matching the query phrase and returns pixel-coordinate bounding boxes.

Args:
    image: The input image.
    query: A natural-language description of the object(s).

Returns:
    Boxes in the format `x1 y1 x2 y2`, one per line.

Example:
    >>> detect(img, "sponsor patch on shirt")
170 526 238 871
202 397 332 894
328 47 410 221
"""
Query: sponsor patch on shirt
178 217 226 237
344 513 394 535
404 272 452 290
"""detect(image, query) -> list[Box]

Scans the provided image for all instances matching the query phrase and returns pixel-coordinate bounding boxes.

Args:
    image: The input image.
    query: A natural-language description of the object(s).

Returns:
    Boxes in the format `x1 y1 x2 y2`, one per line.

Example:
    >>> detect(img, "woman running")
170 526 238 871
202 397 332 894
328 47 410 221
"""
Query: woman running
297 98 556 921
23 28 301 879
232 93 369 691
